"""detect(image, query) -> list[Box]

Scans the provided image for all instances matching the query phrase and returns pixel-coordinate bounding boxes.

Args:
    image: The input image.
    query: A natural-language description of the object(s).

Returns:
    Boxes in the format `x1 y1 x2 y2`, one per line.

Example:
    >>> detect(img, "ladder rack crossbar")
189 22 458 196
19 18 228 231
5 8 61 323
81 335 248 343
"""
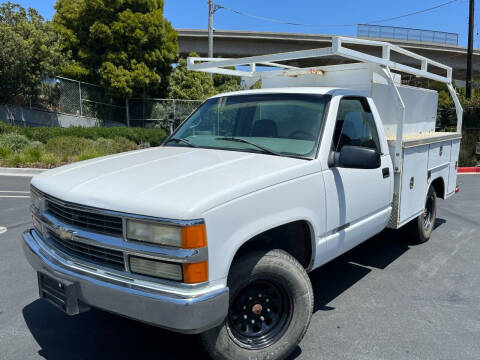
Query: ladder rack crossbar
187 36 453 84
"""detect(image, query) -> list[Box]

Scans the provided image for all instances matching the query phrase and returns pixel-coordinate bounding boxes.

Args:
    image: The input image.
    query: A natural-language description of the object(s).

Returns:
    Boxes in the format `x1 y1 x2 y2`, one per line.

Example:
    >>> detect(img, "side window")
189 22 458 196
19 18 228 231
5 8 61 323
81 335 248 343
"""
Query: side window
332 98 381 152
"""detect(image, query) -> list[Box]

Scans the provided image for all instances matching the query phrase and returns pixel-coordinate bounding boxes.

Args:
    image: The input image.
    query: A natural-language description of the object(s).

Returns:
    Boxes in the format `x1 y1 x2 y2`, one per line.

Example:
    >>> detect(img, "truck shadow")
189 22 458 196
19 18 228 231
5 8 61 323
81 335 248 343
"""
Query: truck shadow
22 218 446 360
310 218 447 313
22 300 210 360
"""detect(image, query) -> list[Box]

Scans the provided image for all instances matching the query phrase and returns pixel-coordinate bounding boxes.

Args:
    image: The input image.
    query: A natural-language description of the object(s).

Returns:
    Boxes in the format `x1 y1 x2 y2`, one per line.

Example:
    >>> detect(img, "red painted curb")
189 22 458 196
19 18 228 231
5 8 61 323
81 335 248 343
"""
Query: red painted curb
458 167 480 173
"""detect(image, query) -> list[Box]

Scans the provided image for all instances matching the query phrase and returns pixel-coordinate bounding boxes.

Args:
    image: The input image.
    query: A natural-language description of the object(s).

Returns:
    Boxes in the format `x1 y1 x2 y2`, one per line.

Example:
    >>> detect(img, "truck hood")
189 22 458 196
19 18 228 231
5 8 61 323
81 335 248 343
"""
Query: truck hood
32 146 319 219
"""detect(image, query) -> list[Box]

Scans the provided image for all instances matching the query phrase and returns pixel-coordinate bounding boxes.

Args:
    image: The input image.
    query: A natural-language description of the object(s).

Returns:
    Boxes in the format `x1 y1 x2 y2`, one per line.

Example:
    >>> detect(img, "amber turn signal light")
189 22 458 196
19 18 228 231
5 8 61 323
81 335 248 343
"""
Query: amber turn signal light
183 261 208 284
181 224 207 249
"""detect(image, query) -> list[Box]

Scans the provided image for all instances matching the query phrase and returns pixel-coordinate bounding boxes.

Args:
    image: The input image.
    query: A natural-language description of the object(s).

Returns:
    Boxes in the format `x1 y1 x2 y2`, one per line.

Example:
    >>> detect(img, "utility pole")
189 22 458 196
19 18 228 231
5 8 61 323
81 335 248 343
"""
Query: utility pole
208 0 214 59
208 1 222 58
208 1 223 79
466 0 475 99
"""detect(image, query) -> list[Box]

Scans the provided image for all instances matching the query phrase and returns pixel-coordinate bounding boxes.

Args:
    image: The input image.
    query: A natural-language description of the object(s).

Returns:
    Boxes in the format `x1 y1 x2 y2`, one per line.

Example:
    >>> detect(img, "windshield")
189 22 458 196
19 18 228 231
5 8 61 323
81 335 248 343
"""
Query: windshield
166 93 330 158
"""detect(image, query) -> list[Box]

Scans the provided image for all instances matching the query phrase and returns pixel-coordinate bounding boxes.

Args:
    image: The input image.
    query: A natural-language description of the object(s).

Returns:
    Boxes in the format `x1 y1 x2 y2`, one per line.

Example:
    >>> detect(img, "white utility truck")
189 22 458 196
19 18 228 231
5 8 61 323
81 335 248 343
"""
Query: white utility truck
23 37 462 360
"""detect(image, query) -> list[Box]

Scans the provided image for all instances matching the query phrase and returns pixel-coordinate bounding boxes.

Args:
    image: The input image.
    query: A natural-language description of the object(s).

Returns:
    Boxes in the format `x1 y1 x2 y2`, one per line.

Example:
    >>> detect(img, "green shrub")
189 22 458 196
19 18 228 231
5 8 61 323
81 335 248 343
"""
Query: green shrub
45 136 93 159
40 152 61 167
6 153 23 167
0 123 152 168
77 151 104 161
1 124 168 146
459 147 476 166
44 136 139 161
0 133 31 152
459 130 479 167
0 145 12 158
23 144 44 163
93 137 138 154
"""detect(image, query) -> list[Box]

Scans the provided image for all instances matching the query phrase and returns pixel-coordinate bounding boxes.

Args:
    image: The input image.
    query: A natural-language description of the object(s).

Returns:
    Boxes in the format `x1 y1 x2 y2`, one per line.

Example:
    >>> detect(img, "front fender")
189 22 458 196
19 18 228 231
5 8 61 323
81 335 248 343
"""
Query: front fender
202 172 326 284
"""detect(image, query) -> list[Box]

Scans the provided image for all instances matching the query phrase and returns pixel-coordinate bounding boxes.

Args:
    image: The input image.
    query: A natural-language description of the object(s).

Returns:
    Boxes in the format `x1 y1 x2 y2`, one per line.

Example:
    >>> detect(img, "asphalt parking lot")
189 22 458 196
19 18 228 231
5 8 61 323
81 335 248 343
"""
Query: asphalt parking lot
0 174 479 360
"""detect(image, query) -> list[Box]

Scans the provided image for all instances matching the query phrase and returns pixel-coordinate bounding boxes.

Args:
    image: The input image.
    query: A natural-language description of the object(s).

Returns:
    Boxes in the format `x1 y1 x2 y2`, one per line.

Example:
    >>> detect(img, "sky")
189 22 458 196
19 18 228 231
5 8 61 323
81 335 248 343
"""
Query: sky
9 0 480 48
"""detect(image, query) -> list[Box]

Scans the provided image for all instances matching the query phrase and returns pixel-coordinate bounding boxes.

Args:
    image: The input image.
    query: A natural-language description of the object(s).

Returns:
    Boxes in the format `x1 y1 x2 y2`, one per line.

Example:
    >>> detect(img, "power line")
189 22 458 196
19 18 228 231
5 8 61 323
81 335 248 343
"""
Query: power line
214 3 350 27
215 0 461 28
366 0 461 24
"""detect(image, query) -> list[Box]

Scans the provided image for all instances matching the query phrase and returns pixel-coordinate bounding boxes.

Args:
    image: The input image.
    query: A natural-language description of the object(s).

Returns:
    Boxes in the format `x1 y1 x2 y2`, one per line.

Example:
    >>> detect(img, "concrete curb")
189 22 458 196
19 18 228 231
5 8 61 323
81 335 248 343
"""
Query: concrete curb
0 167 47 177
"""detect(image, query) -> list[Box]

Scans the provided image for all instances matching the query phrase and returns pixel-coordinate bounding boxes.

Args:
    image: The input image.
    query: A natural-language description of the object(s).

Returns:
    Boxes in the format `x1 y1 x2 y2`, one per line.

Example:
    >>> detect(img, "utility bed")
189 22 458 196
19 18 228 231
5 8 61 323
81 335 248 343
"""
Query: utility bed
387 133 461 228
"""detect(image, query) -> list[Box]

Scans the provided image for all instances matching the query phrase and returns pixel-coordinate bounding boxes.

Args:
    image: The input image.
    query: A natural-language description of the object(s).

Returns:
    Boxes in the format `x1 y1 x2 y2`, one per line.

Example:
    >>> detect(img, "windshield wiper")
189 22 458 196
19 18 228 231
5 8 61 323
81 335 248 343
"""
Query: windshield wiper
165 137 198 148
216 137 282 156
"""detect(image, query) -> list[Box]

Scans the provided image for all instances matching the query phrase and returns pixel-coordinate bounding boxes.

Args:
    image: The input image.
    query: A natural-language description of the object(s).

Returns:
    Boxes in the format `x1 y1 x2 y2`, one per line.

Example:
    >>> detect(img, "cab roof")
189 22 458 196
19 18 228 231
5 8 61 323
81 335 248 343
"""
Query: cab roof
209 87 345 99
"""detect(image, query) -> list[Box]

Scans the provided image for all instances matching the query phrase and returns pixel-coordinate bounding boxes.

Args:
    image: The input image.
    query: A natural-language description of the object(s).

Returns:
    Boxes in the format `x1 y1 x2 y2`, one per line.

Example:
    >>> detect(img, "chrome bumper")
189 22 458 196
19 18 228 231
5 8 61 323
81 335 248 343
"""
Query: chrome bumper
22 229 229 334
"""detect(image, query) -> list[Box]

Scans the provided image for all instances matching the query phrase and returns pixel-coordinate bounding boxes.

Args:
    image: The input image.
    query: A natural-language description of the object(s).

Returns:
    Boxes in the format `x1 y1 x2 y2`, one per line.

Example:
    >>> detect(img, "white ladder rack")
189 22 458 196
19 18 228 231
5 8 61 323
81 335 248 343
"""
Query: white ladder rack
188 36 452 82
187 36 463 173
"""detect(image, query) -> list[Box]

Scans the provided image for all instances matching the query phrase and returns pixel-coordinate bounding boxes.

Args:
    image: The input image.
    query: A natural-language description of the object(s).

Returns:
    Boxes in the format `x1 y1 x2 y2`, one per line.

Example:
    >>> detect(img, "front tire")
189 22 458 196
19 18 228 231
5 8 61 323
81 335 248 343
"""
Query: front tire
408 185 437 244
201 249 313 360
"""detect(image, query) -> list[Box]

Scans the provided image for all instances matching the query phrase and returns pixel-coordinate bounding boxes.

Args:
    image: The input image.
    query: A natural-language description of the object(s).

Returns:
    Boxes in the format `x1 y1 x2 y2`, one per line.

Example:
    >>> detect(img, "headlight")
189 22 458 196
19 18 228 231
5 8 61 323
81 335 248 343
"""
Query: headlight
126 220 182 247
31 189 45 212
126 220 207 249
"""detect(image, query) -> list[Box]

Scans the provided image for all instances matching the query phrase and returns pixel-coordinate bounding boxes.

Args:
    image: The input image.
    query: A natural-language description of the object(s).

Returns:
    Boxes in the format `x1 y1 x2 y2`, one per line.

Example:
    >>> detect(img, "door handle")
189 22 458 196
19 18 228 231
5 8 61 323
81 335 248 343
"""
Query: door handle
382 167 390 178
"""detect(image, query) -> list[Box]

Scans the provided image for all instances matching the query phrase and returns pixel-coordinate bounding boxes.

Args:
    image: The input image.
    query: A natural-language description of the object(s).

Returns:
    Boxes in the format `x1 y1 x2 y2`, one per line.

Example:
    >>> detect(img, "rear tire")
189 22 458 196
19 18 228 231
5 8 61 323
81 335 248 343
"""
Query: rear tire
408 185 437 244
200 249 313 360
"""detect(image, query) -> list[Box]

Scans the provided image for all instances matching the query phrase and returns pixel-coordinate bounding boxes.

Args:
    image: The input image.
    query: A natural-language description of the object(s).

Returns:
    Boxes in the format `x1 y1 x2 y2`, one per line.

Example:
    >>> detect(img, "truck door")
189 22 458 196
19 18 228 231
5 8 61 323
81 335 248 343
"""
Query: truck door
321 96 393 261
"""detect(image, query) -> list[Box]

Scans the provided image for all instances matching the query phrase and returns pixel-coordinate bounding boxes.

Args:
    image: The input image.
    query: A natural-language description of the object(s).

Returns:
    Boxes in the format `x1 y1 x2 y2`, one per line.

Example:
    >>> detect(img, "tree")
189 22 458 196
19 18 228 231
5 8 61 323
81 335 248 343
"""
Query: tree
168 54 246 100
168 55 216 100
213 71 242 94
0 2 65 102
53 0 178 98
429 80 480 109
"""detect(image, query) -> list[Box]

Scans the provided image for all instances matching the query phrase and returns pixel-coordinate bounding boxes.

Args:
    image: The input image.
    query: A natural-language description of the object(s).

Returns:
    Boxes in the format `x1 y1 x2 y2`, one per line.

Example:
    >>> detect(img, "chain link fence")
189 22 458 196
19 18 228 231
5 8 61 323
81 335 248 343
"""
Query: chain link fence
9 76 202 130
27 76 126 124
129 98 202 132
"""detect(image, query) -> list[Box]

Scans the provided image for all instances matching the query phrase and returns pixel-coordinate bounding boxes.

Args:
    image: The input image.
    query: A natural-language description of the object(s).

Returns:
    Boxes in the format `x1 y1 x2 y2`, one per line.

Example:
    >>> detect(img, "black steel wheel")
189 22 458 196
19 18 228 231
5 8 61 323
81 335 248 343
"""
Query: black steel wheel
423 188 436 231
227 279 292 349
200 249 313 360
408 185 437 244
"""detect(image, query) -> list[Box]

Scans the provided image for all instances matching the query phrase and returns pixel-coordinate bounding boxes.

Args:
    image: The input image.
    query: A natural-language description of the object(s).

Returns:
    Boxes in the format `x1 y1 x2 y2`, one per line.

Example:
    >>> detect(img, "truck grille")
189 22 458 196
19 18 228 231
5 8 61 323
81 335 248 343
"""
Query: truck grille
47 229 125 271
46 200 123 236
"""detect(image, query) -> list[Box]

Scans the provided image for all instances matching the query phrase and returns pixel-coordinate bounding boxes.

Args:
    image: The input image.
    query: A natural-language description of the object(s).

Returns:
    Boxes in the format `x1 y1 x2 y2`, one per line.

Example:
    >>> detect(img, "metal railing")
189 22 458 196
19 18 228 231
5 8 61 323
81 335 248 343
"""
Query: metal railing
358 24 458 46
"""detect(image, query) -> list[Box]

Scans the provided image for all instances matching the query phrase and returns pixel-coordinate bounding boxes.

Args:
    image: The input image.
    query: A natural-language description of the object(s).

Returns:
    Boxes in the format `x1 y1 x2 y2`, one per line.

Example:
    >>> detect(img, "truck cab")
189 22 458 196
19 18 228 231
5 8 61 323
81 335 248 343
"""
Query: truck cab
22 37 462 360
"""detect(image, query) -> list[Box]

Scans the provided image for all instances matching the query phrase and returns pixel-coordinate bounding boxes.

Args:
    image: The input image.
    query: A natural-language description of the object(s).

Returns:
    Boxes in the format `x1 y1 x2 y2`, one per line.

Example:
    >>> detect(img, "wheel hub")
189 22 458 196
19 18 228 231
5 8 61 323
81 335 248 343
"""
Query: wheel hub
227 280 292 349
252 303 263 315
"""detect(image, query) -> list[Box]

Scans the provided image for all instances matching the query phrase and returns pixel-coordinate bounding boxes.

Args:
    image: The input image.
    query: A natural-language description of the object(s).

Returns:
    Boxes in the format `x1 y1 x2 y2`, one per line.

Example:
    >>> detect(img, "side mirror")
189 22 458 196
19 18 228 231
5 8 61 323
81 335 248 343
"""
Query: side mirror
330 145 381 169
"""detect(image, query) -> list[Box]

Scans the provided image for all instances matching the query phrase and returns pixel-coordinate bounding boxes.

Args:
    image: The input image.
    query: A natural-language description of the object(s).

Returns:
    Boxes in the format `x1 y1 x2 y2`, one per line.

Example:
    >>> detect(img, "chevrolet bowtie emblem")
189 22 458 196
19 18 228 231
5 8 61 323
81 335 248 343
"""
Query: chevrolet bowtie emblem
54 226 75 241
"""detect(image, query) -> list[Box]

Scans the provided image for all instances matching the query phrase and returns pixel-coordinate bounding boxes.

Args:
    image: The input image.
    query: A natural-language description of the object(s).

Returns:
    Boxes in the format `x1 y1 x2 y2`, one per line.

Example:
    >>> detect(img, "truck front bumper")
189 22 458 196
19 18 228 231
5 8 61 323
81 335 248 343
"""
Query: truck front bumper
22 229 229 334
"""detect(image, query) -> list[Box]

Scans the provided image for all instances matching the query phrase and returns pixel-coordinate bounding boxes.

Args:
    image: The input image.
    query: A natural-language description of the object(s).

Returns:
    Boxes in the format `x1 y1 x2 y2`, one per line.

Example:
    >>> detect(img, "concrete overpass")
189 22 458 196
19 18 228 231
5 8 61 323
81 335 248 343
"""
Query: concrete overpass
178 29 480 81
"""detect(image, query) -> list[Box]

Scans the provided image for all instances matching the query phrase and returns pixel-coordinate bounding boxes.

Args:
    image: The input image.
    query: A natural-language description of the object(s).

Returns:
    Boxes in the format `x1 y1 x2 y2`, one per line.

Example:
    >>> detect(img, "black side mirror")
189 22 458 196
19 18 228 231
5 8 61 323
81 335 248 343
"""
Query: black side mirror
330 145 381 169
